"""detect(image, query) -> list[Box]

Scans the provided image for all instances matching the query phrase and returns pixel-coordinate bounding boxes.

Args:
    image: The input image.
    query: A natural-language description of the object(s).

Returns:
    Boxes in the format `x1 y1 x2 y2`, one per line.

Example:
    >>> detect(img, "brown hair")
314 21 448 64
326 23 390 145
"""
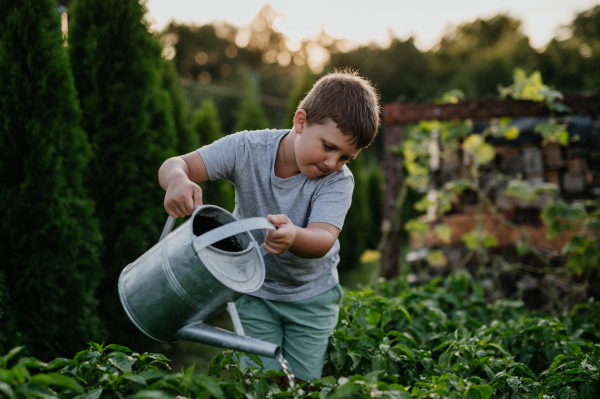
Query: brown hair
298 69 380 148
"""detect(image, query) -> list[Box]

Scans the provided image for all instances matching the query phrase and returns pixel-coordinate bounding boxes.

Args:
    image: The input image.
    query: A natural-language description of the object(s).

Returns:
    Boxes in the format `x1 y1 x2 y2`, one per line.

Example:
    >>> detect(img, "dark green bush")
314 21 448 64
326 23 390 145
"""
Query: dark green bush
68 0 178 347
0 0 103 360
192 100 235 211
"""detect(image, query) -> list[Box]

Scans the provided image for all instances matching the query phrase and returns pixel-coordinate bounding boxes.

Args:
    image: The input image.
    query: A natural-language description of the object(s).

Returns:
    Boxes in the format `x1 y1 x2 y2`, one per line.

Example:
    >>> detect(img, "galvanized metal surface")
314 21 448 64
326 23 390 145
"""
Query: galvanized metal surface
118 205 281 358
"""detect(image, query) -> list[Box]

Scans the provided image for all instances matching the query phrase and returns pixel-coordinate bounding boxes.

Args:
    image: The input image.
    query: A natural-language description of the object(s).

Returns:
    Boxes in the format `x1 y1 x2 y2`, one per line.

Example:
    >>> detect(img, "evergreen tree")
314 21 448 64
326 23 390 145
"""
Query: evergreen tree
192 100 235 211
234 75 269 132
161 58 198 154
0 0 103 359
338 154 370 272
281 67 314 129
68 0 177 346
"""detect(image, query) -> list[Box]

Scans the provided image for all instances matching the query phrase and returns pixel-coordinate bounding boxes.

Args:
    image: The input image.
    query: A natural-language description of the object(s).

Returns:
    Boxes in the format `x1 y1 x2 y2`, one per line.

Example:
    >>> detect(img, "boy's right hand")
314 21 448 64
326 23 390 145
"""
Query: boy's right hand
164 177 203 218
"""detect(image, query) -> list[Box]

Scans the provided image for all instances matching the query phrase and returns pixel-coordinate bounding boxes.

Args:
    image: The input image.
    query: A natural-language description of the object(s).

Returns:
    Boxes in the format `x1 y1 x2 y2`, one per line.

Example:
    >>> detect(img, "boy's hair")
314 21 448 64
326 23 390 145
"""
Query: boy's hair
298 69 380 148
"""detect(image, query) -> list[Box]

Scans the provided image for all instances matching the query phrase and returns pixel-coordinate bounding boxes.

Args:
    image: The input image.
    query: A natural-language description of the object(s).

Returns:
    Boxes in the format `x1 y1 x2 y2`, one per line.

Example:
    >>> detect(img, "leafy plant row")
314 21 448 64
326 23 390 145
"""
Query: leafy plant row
1 272 599 399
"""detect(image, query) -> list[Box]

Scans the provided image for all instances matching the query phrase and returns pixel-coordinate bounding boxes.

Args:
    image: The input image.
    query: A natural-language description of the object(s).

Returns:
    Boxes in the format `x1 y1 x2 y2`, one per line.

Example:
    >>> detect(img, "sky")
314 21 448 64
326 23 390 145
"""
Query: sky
145 0 600 51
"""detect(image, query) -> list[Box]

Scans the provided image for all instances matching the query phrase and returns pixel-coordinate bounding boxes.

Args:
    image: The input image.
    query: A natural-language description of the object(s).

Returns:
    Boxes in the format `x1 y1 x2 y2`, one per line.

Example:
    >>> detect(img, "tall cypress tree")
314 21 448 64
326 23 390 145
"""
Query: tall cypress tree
193 100 235 211
234 74 269 132
0 0 103 360
161 58 197 154
68 0 177 346
282 67 315 129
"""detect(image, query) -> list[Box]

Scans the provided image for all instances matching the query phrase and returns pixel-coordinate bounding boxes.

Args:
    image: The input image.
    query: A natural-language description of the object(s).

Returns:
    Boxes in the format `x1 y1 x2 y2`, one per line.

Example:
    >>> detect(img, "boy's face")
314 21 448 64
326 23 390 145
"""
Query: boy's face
293 114 361 179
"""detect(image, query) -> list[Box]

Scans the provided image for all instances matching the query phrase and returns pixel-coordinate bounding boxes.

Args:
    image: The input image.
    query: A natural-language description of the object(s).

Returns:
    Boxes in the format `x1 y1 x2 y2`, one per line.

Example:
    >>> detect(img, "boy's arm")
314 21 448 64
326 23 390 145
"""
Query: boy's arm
264 214 339 259
159 151 209 217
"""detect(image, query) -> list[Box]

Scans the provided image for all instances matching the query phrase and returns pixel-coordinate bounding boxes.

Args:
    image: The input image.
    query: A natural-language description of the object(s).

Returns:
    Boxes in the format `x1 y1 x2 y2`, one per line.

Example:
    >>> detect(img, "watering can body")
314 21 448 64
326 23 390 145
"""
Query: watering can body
118 205 281 358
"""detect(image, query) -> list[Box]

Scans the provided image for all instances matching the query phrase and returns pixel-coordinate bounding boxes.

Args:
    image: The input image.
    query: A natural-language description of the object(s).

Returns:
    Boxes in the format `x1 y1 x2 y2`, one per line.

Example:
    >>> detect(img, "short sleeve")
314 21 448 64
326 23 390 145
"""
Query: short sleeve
308 173 354 231
197 132 245 182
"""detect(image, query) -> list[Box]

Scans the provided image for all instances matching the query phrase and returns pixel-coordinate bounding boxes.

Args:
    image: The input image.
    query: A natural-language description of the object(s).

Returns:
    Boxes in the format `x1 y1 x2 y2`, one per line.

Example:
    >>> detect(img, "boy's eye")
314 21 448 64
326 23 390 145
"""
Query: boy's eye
323 142 333 151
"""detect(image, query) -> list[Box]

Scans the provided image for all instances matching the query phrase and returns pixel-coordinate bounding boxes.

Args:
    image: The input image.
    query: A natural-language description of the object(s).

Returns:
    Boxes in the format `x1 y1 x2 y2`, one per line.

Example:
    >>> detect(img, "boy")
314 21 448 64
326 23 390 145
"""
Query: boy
158 70 380 382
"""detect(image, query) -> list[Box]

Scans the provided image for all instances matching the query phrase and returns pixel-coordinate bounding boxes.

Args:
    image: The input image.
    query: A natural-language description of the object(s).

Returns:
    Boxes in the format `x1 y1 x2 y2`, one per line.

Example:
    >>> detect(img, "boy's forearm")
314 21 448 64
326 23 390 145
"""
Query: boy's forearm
288 225 336 259
159 157 190 190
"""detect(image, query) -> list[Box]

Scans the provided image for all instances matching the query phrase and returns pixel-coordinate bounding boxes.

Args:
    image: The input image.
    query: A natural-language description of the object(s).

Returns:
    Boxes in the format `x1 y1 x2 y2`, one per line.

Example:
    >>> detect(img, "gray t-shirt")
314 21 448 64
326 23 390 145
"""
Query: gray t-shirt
197 128 354 302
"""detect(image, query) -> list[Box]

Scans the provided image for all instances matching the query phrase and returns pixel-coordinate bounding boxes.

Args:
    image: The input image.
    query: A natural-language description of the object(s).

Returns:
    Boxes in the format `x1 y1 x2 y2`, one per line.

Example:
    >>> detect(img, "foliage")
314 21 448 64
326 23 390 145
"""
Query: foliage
396 69 597 313
2 273 599 399
68 0 178 348
234 74 270 132
192 100 235 211
161 58 198 154
0 0 103 360
338 155 383 272
281 67 315 129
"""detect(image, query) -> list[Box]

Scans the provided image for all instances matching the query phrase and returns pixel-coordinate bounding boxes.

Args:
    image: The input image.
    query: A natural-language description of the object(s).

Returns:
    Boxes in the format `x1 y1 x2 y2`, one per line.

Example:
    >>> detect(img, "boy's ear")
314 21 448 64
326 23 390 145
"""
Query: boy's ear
293 109 307 134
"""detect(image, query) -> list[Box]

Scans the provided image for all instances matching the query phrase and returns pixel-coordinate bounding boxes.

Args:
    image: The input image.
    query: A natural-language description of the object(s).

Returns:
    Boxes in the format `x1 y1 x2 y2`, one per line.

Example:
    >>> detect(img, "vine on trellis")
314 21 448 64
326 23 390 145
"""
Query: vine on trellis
394 68 599 312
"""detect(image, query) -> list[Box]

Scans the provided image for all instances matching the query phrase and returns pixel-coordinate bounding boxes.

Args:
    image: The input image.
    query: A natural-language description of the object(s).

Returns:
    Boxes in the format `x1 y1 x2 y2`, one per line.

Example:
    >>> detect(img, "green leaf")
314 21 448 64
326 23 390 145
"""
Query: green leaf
313 376 336 388
348 351 362 370
580 383 596 399
130 390 174 399
559 386 578 399
483 365 494 380
412 385 421 396
559 130 569 146
438 351 452 370
245 353 264 370
15 384 57 399
138 370 167 380
72 388 103 399
465 384 493 399
252 378 268 399
434 224 452 244
426 250 448 267
105 344 132 353
504 126 520 139
194 376 226 399
330 351 347 370
483 235 497 248
123 374 147 386
392 344 415 363
0 382 16 399
87 343 104 353
29 374 84 394
107 352 133 373
367 309 381 326
462 231 479 250
1 347 24 368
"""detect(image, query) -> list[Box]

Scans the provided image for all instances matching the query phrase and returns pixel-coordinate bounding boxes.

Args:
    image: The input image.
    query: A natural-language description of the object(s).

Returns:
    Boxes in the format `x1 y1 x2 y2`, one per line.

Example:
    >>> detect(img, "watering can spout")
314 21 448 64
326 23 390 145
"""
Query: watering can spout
177 323 281 359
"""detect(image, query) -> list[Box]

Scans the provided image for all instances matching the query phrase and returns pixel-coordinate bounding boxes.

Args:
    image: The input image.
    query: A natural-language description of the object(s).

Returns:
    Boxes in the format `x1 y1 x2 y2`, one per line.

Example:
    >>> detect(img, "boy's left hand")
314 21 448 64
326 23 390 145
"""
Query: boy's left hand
264 214 297 255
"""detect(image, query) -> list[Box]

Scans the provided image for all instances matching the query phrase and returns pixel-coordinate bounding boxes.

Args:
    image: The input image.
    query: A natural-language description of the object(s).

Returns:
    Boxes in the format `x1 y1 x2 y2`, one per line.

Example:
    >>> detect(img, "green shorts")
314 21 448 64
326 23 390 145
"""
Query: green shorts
234 284 343 382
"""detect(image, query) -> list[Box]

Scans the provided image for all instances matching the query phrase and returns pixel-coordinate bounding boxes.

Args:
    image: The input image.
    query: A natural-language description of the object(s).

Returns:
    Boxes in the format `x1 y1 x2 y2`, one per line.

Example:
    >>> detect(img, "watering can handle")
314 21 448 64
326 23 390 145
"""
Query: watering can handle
159 216 177 242
192 217 276 253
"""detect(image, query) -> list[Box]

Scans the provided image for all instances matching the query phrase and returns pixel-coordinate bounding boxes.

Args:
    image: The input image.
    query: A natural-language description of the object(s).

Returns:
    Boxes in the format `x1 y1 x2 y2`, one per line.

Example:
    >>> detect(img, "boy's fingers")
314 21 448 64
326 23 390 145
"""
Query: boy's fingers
268 214 289 225
192 185 203 209
263 242 279 255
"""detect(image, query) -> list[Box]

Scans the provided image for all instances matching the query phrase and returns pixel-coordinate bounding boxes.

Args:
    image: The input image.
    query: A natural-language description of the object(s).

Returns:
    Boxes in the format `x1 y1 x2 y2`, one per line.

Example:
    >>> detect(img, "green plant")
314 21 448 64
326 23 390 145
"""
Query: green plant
68 0 178 347
192 100 235 211
0 0 104 360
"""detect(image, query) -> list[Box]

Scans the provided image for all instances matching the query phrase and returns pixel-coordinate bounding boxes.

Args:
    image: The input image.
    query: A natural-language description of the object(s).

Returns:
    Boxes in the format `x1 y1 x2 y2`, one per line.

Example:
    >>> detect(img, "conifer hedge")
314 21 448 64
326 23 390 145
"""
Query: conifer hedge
192 100 235 211
68 0 178 346
161 58 197 154
0 0 104 360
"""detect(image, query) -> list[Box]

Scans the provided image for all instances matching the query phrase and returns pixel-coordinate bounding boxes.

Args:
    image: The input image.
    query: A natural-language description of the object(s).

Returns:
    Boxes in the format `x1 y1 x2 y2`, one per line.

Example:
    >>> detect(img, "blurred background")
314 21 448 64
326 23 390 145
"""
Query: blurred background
2 0 599 374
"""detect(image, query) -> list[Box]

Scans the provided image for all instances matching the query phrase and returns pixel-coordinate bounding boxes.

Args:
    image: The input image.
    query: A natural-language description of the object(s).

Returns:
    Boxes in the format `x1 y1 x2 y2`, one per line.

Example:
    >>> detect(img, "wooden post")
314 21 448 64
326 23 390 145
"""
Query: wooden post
380 125 404 278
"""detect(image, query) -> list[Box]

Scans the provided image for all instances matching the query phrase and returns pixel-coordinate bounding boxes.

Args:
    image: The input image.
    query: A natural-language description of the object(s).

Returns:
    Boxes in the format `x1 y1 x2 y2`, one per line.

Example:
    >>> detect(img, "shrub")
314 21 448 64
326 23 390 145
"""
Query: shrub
68 0 178 347
0 0 103 360
192 100 235 211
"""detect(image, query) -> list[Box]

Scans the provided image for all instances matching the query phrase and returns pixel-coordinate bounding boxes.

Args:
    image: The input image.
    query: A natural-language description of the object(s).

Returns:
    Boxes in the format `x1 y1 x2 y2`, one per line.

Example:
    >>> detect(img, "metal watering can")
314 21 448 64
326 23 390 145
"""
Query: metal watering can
118 205 281 358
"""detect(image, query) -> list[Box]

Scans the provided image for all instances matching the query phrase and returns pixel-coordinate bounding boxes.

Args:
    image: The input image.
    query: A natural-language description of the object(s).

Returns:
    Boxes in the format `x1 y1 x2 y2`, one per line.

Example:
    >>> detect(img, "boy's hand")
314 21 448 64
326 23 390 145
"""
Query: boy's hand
264 214 297 255
164 177 203 218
